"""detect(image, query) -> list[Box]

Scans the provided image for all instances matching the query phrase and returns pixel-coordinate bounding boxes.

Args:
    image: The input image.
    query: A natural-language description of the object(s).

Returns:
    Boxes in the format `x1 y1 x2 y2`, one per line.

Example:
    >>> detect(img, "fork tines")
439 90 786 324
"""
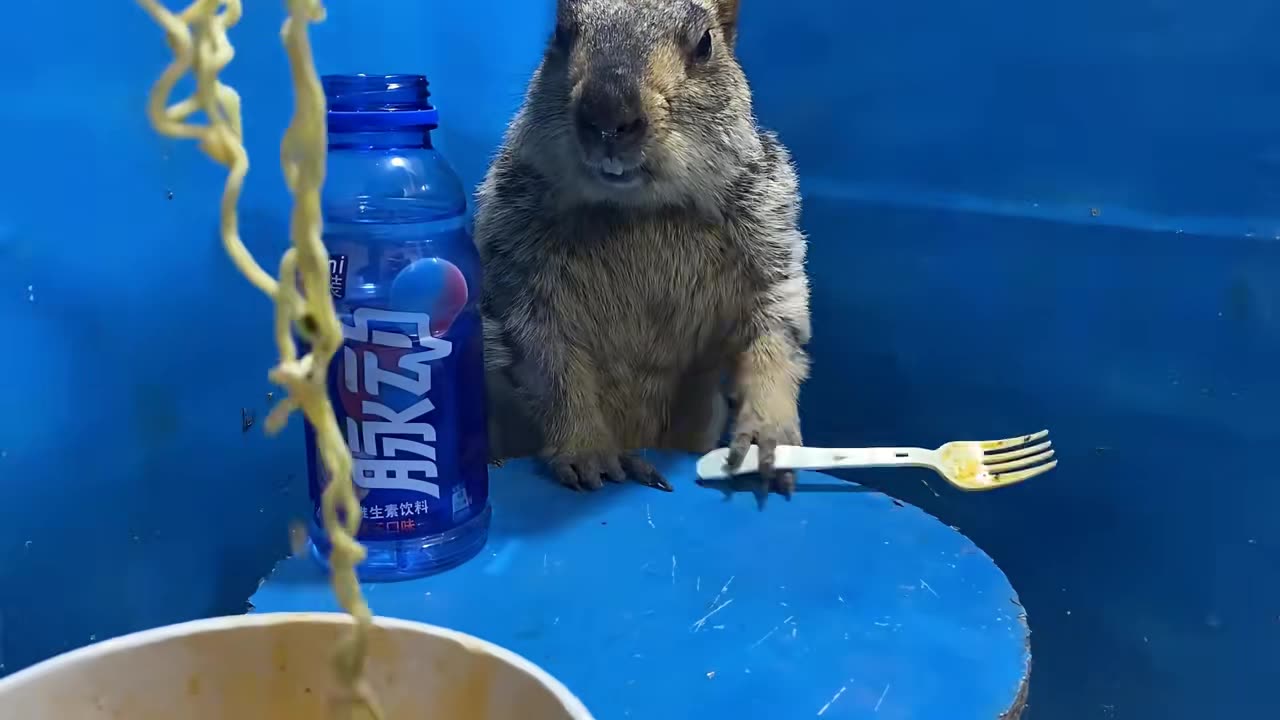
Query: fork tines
981 430 1057 484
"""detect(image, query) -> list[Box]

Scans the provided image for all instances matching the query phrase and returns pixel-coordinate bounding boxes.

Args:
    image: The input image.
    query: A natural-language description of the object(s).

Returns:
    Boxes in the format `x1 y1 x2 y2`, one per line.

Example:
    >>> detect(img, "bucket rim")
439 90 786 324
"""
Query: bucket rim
0 611 594 719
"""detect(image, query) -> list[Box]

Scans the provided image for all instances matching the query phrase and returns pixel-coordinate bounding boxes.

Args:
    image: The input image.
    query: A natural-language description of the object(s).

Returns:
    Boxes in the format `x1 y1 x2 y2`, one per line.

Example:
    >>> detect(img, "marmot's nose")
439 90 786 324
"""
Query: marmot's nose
575 89 648 151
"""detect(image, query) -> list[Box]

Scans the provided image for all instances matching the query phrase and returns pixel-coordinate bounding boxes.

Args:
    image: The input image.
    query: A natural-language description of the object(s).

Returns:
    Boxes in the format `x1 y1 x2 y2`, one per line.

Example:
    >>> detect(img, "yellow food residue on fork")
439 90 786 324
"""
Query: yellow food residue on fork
938 443 992 488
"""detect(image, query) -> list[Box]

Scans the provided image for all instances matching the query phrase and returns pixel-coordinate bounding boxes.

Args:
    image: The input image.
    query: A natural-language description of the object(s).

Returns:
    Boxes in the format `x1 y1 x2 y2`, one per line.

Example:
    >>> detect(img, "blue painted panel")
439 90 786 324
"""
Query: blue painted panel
252 455 1030 720
741 1 1280 225
0 1 303 674
796 193 1280 719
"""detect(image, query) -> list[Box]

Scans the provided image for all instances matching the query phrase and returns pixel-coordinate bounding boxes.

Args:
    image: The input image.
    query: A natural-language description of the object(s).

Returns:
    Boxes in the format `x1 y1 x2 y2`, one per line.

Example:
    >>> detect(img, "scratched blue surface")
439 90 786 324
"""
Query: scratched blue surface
251 454 1030 719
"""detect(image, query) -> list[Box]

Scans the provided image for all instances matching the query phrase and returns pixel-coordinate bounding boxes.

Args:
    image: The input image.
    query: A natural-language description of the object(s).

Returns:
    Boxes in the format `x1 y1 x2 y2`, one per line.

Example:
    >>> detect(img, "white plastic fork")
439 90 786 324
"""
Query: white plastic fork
695 430 1057 491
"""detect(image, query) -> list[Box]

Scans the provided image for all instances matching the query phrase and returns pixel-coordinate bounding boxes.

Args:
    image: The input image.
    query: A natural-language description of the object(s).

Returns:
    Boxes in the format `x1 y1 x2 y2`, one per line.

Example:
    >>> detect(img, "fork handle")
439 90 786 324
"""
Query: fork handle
780 445 933 471
695 445 934 480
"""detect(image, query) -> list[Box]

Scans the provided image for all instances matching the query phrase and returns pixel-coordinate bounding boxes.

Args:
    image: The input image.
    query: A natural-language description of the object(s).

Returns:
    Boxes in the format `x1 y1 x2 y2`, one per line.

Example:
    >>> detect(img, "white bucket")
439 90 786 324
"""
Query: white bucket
0 612 594 719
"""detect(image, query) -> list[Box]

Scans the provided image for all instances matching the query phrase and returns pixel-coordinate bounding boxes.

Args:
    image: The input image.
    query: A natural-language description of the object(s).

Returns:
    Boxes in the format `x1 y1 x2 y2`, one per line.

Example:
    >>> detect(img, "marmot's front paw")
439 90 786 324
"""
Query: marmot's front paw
547 451 673 492
728 410 802 503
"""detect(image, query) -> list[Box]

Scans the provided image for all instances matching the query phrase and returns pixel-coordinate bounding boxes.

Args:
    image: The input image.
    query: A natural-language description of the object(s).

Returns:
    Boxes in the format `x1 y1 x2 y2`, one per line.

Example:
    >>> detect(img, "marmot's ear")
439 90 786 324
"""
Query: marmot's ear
715 0 740 46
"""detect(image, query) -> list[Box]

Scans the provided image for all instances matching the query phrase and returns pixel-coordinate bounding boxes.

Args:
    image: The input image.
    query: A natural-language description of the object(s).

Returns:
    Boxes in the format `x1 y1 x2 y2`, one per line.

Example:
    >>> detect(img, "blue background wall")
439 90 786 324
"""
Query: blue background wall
1 1 1277 718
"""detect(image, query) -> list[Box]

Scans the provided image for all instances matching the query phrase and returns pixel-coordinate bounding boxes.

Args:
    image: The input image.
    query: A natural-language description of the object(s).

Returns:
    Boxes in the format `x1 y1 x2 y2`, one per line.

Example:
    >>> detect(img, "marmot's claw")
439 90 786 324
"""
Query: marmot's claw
728 412 801 508
621 454 673 492
547 452 670 492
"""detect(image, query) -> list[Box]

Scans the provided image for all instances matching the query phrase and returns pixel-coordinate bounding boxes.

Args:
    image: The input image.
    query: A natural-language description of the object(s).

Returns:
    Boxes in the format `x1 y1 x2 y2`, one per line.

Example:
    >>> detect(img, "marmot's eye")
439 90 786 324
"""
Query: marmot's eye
693 29 713 63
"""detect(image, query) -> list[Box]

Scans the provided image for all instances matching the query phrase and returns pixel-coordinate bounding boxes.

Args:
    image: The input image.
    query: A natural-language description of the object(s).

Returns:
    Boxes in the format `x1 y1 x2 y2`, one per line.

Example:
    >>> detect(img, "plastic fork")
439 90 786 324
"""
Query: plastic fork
695 430 1057 491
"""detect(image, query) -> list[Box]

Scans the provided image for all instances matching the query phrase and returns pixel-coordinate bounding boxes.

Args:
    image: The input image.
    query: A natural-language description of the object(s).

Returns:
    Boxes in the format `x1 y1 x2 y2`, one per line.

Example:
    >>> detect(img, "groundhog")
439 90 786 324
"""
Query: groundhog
476 0 811 498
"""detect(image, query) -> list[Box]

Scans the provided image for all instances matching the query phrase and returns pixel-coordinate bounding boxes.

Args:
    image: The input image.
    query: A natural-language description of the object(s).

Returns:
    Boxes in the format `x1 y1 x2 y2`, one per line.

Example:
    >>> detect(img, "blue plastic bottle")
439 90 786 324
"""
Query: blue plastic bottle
304 74 490 581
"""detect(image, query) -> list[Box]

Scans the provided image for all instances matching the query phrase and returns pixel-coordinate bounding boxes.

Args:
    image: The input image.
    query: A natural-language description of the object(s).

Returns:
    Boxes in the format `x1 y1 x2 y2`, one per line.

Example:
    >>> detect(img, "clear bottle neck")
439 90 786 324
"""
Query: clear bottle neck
328 126 435 151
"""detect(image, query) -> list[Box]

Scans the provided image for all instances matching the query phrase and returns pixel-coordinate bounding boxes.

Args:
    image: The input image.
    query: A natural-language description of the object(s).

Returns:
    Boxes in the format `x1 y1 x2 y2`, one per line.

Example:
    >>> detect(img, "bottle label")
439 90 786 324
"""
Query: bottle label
307 306 487 541
328 253 348 300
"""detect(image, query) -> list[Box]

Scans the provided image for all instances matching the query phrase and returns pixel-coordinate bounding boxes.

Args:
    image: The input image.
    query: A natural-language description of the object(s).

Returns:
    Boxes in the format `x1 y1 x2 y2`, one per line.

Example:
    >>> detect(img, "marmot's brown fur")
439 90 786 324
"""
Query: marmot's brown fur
477 0 810 496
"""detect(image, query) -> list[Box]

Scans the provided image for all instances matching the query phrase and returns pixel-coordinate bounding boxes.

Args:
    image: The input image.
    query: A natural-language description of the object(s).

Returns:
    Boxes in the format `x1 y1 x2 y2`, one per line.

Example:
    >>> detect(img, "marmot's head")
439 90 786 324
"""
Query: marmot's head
515 0 757 207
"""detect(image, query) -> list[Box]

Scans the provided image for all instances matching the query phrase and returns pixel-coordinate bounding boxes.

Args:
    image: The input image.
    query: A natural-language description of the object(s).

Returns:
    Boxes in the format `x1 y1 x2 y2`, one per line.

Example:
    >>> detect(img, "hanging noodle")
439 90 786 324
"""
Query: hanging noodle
135 2 381 718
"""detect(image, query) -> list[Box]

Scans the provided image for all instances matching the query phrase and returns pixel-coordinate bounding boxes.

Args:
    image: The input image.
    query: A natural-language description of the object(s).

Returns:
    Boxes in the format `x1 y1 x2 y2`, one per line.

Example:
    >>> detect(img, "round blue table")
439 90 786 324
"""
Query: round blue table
250 453 1030 719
